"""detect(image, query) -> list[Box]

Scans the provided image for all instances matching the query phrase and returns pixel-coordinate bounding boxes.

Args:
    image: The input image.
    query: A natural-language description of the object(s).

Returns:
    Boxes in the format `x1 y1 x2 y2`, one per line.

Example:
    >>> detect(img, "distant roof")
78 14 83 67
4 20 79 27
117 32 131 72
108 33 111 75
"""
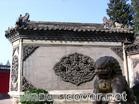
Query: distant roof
0 65 10 71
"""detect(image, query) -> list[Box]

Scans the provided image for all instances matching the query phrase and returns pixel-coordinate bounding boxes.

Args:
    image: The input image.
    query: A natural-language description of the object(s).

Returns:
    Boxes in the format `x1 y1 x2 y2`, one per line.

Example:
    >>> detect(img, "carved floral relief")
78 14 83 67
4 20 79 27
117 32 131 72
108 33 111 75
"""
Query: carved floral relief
54 53 95 86
11 55 18 91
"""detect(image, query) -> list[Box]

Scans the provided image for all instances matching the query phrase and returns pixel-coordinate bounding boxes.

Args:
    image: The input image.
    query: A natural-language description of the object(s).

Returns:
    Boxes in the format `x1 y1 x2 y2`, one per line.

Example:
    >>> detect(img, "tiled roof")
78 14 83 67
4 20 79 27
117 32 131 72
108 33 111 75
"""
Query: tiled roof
17 21 133 34
5 21 135 43
0 65 10 71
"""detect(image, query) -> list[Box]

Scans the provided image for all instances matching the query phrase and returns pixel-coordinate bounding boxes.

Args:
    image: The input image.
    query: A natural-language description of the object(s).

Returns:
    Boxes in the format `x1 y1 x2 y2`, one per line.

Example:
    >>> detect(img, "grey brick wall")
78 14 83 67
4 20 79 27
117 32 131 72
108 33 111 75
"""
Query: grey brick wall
23 45 123 91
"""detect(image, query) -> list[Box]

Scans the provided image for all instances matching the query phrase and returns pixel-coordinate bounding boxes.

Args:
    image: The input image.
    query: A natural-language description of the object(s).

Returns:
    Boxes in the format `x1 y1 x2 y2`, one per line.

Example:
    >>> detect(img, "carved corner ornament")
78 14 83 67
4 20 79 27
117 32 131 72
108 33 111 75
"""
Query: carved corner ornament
23 45 39 61
111 47 123 60
103 17 131 29
16 13 30 28
22 77 35 91
54 53 95 86
103 17 113 29
126 43 139 55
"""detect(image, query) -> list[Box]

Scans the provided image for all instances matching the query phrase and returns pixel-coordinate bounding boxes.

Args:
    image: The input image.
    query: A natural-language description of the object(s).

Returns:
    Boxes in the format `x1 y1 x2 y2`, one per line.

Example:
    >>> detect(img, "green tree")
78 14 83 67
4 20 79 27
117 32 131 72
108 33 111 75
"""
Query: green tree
107 0 134 26
132 0 139 34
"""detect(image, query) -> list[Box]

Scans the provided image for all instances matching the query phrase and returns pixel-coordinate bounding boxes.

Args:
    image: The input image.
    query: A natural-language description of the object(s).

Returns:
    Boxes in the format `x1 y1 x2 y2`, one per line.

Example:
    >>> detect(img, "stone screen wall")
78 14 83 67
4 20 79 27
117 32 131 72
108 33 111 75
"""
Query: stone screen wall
23 45 123 91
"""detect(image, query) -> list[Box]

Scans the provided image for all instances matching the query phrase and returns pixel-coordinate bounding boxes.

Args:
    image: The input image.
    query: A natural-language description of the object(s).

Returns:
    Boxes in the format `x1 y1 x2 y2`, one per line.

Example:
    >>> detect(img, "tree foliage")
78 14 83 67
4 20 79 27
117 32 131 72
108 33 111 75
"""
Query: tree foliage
20 88 53 104
107 0 134 26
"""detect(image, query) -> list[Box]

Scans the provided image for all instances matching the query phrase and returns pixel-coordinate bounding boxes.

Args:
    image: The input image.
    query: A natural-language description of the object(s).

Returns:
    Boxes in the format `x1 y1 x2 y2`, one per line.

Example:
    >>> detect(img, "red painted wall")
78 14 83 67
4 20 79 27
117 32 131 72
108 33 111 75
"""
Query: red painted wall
0 71 10 94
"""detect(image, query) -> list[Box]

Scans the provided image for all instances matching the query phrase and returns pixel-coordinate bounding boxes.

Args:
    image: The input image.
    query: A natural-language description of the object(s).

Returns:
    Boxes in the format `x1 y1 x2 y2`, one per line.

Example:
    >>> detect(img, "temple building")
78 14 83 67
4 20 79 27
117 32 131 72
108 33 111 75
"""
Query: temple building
5 14 138 103
0 64 10 98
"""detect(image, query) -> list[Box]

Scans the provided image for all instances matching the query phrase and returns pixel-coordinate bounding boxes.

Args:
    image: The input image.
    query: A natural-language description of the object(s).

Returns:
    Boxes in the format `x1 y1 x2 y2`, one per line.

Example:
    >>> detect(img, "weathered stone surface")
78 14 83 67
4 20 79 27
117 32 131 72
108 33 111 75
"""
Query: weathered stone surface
23 45 123 90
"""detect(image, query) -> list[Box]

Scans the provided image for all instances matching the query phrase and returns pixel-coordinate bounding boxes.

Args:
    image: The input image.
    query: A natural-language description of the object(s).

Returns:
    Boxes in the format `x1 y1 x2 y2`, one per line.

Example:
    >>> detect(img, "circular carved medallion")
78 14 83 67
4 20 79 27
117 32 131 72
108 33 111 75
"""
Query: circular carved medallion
54 53 95 86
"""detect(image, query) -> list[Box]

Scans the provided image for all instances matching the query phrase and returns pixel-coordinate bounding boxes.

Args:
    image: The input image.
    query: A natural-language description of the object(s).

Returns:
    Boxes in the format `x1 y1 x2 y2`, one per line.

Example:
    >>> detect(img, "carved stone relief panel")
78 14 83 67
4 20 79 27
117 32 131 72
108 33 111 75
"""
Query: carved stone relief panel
54 53 95 86
11 47 19 91
133 59 139 85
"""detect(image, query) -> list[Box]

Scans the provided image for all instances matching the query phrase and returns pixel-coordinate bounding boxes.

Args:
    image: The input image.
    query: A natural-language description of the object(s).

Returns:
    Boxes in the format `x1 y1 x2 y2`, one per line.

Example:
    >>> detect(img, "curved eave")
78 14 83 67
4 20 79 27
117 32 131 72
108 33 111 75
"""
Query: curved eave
5 21 135 43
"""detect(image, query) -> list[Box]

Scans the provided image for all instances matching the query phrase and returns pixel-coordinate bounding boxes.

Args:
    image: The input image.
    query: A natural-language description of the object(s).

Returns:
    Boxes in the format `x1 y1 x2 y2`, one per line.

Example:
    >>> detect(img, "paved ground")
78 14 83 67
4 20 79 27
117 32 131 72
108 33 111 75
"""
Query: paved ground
0 98 12 104
0 94 12 104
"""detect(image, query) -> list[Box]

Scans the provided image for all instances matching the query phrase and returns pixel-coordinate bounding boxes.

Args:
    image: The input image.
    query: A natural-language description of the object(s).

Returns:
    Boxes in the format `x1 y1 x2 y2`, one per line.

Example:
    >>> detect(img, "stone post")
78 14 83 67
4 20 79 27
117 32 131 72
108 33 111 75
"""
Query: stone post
8 39 23 104
123 43 130 84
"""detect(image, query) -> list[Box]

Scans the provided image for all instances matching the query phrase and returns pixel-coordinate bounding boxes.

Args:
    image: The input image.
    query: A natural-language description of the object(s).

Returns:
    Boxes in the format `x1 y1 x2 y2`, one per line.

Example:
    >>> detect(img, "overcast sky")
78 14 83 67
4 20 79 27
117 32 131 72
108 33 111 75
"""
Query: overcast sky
0 0 109 64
